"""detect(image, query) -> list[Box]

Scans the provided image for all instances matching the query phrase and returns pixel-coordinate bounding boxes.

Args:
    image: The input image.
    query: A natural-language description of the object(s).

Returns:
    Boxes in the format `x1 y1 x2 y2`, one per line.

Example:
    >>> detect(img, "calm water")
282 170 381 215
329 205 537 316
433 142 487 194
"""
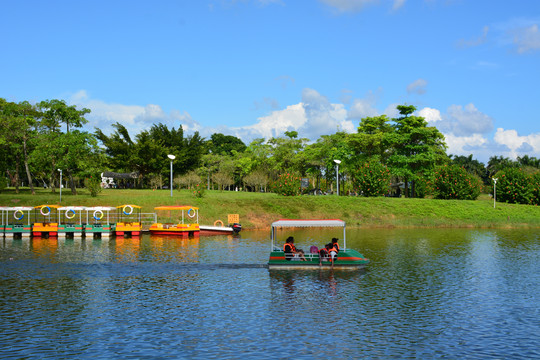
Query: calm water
1 228 539 359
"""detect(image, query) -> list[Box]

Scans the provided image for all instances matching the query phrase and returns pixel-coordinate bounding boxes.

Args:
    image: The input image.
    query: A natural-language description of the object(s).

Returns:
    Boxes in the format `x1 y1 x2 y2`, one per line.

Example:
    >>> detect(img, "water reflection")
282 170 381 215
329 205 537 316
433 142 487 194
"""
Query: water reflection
1 229 539 359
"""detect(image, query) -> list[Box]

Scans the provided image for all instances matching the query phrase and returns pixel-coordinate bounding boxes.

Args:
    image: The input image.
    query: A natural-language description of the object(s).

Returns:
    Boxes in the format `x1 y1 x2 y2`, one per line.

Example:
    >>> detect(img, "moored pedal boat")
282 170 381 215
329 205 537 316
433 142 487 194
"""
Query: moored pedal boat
115 204 142 237
267 219 369 270
149 206 200 237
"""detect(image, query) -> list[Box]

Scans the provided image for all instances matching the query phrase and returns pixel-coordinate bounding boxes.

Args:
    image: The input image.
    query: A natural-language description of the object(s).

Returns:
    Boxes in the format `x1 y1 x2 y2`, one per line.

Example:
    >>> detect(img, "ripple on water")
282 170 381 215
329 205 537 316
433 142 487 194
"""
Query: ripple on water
1 230 540 359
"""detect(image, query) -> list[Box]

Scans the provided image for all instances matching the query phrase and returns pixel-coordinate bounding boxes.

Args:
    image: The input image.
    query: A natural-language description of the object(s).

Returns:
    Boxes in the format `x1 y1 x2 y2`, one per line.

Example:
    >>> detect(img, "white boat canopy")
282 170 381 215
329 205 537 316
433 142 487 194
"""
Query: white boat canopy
271 219 347 250
271 219 345 228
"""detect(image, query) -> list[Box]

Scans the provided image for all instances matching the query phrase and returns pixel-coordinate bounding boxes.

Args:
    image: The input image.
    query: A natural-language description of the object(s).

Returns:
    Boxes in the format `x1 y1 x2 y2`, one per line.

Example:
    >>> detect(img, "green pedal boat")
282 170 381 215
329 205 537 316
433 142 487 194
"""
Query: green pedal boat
268 219 370 270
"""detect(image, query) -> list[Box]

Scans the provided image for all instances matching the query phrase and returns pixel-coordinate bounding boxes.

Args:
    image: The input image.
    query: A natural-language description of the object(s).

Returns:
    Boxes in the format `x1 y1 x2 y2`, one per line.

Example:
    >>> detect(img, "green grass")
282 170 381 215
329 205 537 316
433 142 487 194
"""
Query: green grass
1 188 540 229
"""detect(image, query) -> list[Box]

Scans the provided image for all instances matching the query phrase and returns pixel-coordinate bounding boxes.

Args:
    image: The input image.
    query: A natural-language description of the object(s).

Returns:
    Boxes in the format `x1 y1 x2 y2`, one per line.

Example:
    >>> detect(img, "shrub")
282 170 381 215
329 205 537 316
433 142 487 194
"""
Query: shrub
350 159 391 197
84 176 103 197
495 168 535 205
0 176 7 193
192 183 206 198
428 164 481 200
532 173 540 206
272 173 301 196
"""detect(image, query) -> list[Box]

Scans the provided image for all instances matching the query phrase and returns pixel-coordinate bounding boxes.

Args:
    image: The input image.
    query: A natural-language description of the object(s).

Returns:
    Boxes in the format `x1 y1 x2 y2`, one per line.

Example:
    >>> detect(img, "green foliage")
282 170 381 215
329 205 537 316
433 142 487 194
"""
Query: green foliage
0 176 7 193
386 105 447 198
428 164 482 200
532 173 540 206
272 173 301 196
208 133 246 155
350 159 391 197
451 154 487 183
84 176 103 197
192 183 206 198
495 168 535 205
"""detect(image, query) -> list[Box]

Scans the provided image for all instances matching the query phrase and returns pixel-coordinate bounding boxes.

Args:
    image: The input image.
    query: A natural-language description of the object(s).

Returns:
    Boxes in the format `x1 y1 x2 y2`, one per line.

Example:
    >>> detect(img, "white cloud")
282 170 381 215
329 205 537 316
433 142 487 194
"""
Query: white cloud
234 103 307 140
319 0 378 13
494 18 540 54
231 88 356 142
392 0 406 11
512 24 540 54
418 107 442 123
275 75 295 89
418 104 540 162
347 96 379 120
443 133 489 157
437 103 494 136
406 78 428 95
383 103 400 118
457 25 489 48
494 128 540 159
69 90 200 136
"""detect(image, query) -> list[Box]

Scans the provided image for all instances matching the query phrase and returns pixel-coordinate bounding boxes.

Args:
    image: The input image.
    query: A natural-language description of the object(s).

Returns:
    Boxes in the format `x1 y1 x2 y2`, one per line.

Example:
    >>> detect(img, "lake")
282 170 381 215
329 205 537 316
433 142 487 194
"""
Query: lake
1 228 539 359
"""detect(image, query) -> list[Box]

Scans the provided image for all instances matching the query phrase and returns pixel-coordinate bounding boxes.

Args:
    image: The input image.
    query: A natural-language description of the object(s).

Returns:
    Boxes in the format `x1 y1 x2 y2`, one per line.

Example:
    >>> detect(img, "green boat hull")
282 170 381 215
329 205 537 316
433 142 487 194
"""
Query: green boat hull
268 248 369 270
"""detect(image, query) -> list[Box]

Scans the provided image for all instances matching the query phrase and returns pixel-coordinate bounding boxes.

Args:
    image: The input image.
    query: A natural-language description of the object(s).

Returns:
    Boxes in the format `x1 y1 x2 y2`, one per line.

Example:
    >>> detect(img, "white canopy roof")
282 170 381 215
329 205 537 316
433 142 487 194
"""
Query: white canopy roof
271 219 345 228
58 206 87 211
84 206 116 211
270 219 348 249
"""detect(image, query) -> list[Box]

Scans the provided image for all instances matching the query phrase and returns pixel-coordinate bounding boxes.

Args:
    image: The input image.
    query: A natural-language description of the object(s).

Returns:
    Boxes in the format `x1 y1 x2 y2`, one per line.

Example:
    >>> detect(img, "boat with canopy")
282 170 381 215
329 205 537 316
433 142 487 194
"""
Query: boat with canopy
149 206 200 236
268 219 370 270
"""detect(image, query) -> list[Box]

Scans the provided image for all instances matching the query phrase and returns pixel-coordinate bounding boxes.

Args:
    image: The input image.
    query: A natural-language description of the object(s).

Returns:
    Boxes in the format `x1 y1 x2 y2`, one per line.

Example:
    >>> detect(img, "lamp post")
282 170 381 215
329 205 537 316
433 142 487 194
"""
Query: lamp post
334 159 341 196
493 177 498 209
168 155 175 197
57 169 62 203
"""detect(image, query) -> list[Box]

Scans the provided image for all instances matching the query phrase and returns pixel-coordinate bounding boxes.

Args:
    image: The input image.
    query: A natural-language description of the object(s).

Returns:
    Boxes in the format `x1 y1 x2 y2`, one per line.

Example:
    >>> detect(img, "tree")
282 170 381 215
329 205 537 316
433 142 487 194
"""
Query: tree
95 122 135 173
243 169 269 192
0 100 39 194
39 99 91 194
268 131 308 175
348 115 392 161
212 171 234 191
494 167 535 205
428 164 482 200
350 159 391 197
208 133 246 155
450 154 486 183
386 104 447 197
486 156 517 180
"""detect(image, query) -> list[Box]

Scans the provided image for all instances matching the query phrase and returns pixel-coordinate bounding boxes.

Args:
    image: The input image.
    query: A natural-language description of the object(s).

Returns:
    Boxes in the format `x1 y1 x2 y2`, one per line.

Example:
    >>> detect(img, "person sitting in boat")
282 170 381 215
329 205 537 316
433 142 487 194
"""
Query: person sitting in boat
328 241 339 265
318 243 331 266
283 236 306 261
331 237 340 254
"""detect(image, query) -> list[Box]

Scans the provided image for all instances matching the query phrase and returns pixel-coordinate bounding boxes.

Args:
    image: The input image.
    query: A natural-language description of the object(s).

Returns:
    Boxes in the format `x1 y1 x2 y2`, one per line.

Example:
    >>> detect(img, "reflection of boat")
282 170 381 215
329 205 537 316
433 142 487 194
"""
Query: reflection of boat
149 206 200 237
267 219 370 270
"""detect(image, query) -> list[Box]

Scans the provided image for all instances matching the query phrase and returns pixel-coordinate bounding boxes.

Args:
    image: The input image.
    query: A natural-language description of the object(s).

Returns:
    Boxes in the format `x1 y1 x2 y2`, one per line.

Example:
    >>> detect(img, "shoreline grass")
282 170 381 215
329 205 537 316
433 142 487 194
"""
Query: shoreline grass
1 188 539 230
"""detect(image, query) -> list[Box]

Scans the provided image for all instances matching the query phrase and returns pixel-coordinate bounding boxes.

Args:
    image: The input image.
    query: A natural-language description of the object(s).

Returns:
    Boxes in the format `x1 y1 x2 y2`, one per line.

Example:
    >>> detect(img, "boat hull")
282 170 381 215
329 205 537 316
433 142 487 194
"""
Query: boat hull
268 249 369 270
199 225 239 235
149 223 199 236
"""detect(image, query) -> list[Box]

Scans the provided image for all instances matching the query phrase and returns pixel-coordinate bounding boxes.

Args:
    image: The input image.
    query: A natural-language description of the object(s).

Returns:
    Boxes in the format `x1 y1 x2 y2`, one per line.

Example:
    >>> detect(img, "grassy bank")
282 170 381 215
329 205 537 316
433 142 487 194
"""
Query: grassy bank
1 188 540 229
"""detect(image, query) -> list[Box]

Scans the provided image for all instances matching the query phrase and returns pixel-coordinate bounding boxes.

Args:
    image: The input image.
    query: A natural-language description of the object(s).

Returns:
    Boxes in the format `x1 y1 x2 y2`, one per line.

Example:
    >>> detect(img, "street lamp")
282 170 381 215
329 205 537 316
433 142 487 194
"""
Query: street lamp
334 159 341 196
57 169 62 203
493 177 498 209
168 155 175 197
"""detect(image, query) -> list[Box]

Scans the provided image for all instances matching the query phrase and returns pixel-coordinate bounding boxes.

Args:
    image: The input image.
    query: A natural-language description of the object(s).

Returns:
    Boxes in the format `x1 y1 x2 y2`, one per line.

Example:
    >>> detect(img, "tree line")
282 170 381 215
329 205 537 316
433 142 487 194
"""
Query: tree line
1 98 539 204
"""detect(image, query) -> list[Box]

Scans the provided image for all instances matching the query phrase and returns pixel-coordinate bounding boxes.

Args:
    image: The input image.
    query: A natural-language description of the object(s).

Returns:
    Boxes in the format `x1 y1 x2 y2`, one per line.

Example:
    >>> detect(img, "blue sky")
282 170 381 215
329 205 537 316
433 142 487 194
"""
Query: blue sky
2 0 539 163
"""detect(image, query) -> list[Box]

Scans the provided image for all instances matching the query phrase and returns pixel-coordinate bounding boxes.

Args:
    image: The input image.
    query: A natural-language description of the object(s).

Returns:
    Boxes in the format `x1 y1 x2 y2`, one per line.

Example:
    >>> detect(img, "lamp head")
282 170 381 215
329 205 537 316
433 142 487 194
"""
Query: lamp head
334 159 341 164
167 154 176 160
